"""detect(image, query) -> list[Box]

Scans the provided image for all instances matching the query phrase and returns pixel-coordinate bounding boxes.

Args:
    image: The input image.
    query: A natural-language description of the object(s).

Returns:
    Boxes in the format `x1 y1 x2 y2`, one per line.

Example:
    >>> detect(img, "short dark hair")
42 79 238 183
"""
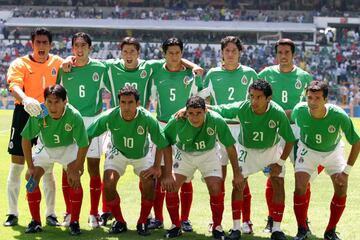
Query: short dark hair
120 37 140 51
306 81 328 98
275 38 295 54
186 96 206 110
44 84 67 101
221 36 243 51
31 27 52 43
162 37 183 54
249 79 273 98
72 32 92 47
118 85 140 102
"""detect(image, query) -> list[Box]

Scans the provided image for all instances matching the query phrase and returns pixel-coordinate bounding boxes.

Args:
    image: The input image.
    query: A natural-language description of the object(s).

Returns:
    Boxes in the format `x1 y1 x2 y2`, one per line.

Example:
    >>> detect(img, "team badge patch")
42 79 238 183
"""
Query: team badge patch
295 79 302 89
207 127 215 136
51 67 57 76
268 120 276 128
137 126 145 135
183 76 191 86
92 72 100 82
140 70 147 79
65 123 72 132
241 76 248 85
328 125 336 133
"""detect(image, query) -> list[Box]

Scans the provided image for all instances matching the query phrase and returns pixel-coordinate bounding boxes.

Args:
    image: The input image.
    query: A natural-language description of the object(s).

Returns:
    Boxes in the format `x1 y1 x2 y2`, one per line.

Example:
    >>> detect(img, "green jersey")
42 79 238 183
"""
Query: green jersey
21 104 88 148
292 102 360 152
258 65 312 110
212 100 295 149
105 59 163 108
164 110 235 152
57 59 108 117
87 106 168 159
151 64 203 122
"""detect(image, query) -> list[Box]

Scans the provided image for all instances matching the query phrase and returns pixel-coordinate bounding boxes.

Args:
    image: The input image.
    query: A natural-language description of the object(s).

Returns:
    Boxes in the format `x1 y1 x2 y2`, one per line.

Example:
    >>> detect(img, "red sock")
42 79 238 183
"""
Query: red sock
138 198 153 224
271 202 285 222
27 186 41 223
139 180 143 192
242 182 251 222
62 170 71 214
221 180 225 197
305 183 311 213
265 177 273 217
317 165 325 174
154 179 165 222
89 176 101 216
70 186 83 223
232 200 243 220
101 181 110 213
166 191 180 227
294 193 308 229
326 195 346 231
180 181 193 221
106 195 126 223
210 193 224 229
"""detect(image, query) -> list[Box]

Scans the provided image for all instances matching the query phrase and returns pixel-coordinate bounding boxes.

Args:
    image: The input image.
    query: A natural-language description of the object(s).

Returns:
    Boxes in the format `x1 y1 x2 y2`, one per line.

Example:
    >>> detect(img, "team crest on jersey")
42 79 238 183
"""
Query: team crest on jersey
137 126 145 135
328 125 336 133
51 67 57 76
268 120 277 128
92 72 100 82
64 123 72 132
295 79 302 89
140 70 147 79
241 76 248 85
183 76 191 86
207 127 215 136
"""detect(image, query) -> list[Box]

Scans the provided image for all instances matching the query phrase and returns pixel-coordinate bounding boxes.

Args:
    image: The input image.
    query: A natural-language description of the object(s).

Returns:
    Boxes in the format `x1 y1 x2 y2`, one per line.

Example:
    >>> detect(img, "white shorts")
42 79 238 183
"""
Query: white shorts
172 147 222 180
218 123 240 166
238 144 285 178
33 142 77 173
104 143 153 176
295 141 346 177
279 124 299 164
84 116 103 158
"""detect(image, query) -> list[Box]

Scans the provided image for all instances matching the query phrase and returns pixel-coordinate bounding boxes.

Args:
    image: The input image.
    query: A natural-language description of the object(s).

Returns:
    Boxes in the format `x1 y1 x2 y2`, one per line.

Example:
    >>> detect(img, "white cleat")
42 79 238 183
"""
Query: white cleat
241 221 253 234
62 213 71 227
88 215 100 228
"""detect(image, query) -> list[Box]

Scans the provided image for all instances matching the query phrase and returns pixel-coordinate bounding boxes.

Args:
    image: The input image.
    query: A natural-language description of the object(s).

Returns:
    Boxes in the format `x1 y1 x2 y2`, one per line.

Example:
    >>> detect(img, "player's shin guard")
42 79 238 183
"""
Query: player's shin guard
232 199 243 230
101 181 111 213
210 193 224 229
7 163 24 215
180 181 193 221
166 192 180 227
305 183 311 214
27 186 42 223
154 179 165 222
90 176 101 216
265 177 273 216
293 193 308 229
43 171 56 217
138 198 153 224
106 195 125 223
242 182 251 222
271 203 284 232
69 186 83 223
326 195 346 231
62 170 71 214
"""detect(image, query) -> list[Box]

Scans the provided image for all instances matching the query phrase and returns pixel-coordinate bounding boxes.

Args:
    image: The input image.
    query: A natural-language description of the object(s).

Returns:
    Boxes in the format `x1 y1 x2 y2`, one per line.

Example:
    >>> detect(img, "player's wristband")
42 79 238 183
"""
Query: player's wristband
277 159 286 167
343 165 352 175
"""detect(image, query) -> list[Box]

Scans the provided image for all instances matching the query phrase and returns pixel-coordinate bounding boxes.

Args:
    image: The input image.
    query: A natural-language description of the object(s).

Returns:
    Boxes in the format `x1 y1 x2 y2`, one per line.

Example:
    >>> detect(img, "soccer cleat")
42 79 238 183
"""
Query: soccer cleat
264 216 273 233
46 215 60 226
305 218 312 235
137 223 151 236
3 214 18 227
181 220 193 232
25 219 42 233
208 221 214 232
212 228 227 240
242 221 253 234
324 229 341 240
62 213 71 227
271 230 287 240
294 227 311 240
147 218 164 229
69 221 81 236
109 220 127 234
164 225 182 238
88 214 100 228
99 212 113 226
228 229 241 240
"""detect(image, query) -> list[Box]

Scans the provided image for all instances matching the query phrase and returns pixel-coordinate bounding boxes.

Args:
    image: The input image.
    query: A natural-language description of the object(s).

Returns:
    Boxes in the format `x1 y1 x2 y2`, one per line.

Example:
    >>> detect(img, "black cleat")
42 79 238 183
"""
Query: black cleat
305 218 312 235
46 215 60 226
181 220 193 232
25 219 42 233
3 214 18 227
212 228 227 240
271 231 287 240
264 216 274 233
109 220 127 234
324 229 341 240
147 218 164 229
69 221 81 236
228 229 241 240
294 227 311 240
100 212 113 226
137 223 151 236
164 226 182 238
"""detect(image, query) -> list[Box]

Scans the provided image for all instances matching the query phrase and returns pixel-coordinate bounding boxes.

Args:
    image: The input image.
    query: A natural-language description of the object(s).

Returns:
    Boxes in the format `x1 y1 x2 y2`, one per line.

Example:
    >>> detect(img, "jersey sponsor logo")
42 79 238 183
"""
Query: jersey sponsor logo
159 80 166 84
268 120 277 128
244 121 251 124
113 127 121 131
295 79 302 89
92 72 100 82
137 126 145 135
215 78 222 82
140 70 147 79
51 67 57 76
207 127 215 136
328 125 336 133
65 123 73 131
241 76 248 85
67 77 73 81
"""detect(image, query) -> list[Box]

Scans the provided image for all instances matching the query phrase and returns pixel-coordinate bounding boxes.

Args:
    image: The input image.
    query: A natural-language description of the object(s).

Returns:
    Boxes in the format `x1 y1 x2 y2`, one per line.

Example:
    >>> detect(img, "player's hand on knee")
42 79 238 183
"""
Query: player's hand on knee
335 172 348 187
232 173 244 191
269 163 282 177
23 97 41 117
141 166 161 179
161 175 176 192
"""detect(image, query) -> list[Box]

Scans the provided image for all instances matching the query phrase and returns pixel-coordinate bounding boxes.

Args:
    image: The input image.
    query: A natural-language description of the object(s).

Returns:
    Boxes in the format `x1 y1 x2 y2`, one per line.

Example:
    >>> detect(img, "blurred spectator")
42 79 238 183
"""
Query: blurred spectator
0 83 8 109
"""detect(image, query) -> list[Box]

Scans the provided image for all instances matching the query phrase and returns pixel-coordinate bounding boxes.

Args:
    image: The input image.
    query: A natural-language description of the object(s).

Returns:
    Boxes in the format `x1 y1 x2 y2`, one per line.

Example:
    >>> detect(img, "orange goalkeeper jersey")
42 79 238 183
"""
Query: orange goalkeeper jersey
7 54 63 104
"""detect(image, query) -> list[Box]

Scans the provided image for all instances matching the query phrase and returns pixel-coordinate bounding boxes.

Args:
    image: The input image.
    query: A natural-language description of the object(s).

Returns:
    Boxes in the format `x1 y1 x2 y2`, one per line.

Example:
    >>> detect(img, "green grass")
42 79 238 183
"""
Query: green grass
0 109 359 239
